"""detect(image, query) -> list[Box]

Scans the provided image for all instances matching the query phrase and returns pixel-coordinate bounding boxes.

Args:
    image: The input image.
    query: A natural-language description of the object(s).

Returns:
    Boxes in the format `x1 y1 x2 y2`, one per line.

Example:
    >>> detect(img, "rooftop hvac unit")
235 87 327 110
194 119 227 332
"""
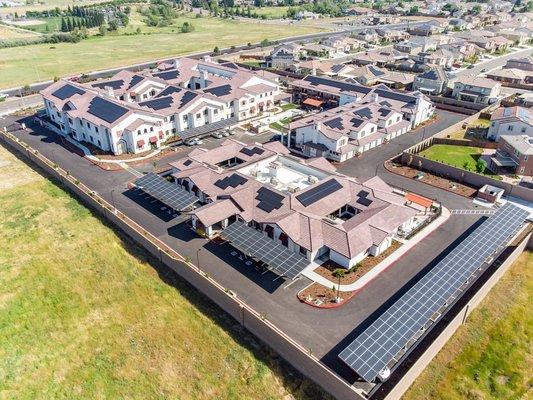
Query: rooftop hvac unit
270 177 279 185
287 183 300 193
308 175 319 184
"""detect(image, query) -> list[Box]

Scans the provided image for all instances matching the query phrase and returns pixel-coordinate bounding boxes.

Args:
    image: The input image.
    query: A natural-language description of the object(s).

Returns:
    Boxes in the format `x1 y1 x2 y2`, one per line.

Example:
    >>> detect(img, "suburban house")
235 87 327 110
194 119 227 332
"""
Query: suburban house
264 43 301 69
287 100 412 161
489 135 533 176
452 75 501 104
412 67 449 95
486 68 532 85
504 57 533 71
290 75 435 127
354 50 407 67
41 57 280 154
169 139 419 269
412 48 455 69
353 28 380 44
487 106 533 141
408 21 444 36
394 37 437 55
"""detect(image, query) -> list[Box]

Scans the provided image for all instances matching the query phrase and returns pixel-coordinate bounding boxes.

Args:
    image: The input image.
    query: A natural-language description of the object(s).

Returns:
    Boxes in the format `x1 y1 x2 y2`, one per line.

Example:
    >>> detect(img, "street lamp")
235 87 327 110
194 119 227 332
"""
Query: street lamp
110 189 117 214
196 248 202 269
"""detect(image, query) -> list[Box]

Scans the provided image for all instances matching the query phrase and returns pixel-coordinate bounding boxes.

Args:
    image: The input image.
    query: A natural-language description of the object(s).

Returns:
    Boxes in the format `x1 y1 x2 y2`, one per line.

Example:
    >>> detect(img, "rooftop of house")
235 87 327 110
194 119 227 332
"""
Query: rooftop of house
500 135 533 155
175 139 417 257
455 75 500 89
491 106 532 125
416 67 448 82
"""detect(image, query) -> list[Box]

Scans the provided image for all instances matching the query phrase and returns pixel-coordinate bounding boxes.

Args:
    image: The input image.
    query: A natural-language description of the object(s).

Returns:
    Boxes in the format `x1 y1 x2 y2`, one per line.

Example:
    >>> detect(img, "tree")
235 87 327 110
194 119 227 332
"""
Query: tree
61 17 68 32
108 19 119 31
98 24 107 36
213 46 220 54
475 158 487 174
332 269 346 303
66 17 73 32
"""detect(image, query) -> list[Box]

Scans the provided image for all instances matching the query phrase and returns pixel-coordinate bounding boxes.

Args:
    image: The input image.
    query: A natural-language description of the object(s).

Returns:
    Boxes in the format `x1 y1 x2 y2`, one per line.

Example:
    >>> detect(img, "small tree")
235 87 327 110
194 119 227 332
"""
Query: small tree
213 46 220 54
98 24 107 36
475 158 487 174
332 268 346 303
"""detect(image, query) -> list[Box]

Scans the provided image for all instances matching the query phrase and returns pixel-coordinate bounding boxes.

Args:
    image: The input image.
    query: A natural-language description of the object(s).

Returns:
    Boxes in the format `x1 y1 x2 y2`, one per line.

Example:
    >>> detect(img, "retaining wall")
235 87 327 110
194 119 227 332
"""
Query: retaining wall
384 230 532 400
0 130 362 400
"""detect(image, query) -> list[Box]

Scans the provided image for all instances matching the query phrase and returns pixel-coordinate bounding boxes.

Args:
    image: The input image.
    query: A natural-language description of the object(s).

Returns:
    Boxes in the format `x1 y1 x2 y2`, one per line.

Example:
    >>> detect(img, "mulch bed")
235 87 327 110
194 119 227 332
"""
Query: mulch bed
386 162 477 197
314 240 403 285
297 282 353 307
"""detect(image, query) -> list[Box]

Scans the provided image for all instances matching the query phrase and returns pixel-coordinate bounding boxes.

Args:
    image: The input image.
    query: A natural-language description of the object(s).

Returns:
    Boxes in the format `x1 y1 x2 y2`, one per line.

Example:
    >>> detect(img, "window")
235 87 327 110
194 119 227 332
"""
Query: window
172 128 176 133
196 113 201 119
170 115 175 121
204 109 208 115
95 127 99 133
137 130 141 135
508 125 513 131
521 127 526 133
214 109 218 115
150 127 154 132
97 140 101 146
183 115 187 122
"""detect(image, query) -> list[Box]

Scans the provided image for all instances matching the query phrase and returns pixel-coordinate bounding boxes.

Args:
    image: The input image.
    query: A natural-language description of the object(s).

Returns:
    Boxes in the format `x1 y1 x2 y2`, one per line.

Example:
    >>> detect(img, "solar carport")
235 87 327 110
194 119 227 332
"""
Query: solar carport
134 173 199 211
338 203 529 383
220 221 310 279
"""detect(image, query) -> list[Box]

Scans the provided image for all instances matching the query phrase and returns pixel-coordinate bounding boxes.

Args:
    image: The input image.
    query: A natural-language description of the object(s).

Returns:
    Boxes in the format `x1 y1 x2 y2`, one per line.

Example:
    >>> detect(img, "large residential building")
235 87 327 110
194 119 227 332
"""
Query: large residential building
490 135 533 176
168 139 418 268
290 75 435 128
41 57 280 155
487 106 533 141
451 75 501 104
412 67 449 95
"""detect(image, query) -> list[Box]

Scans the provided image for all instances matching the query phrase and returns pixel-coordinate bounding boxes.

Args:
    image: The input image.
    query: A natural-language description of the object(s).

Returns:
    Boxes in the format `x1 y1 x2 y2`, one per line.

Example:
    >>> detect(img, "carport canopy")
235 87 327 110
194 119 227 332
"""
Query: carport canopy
134 173 199 211
220 221 310 279
302 97 324 108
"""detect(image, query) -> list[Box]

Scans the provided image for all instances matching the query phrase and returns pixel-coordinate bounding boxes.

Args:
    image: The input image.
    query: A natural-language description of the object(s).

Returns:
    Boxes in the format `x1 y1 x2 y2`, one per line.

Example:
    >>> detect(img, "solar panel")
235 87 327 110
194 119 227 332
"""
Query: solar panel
214 174 248 190
179 91 199 108
204 84 232 97
350 118 365 128
128 75 144 89
139 96 173 111
134 173 199 211
296 179 343 207
354 107 373 119
220 221 309 279
339 203 529 383
87 97 129 124
153 70 180 81
303 76 372 95
51 84 86 100
324 117 344 130
92 79 124 90
255 187 285 212
240 147 265 157
156 86 182 97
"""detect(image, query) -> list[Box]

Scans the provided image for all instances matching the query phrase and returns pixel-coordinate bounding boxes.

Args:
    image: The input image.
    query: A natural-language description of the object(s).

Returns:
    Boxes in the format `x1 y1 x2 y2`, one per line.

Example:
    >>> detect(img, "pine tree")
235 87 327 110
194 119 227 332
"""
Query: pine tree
67 17 73 31
61 17 68 32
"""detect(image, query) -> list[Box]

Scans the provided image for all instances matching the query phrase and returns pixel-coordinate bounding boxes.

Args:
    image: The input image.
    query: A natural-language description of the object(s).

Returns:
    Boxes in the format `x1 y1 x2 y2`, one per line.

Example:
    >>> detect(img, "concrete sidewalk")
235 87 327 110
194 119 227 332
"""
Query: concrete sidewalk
301 207 451 292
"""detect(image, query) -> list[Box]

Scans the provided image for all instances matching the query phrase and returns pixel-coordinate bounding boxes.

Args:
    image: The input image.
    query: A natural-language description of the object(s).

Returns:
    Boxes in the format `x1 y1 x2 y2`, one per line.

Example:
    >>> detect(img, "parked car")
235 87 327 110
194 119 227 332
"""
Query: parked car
480 68 487 73
211 132 223 139
227 129 235 136
184 138 201 146
0 93 9 101
222 131 230 137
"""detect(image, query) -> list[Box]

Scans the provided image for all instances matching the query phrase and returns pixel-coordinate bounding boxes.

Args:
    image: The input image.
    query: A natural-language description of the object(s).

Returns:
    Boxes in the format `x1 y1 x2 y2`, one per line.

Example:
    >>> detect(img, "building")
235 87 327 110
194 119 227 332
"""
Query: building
486 68 531 85
452 75 501 104
169 139 418 268
290 75 435 127
288 100 412 161
487 106 533 141
489 135 533 176
412 67 449 95
504 57 533 72
41 57 280 154
265 44 301 69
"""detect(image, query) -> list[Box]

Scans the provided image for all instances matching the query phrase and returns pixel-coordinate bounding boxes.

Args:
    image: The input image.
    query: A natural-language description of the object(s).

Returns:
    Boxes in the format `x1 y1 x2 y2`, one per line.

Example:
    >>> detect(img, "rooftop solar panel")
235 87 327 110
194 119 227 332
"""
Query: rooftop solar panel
87 97 129 124
127 75 144 89
92 79 124 90
296 179 343 207
51 84 86 100
214 174 248 190
156 86 182 97
339 203 529 383
303 76 372 95
324 117 344 130
255 187 285 212
354 107 373 119
135 173 199 211
178 91 199 109
153 70 180 81
220 221 309 279
240 147 265 157
204 84 232 97
139 96 174 111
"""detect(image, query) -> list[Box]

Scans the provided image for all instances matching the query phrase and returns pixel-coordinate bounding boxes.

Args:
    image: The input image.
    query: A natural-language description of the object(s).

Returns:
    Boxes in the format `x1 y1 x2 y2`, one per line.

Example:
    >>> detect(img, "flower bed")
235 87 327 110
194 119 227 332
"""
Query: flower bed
297 282 353 308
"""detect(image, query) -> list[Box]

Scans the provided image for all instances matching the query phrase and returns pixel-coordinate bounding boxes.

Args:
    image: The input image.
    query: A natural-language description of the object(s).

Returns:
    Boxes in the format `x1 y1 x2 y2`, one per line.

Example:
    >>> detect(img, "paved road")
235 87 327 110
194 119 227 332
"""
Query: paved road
0 94 42 117
0 21 426 97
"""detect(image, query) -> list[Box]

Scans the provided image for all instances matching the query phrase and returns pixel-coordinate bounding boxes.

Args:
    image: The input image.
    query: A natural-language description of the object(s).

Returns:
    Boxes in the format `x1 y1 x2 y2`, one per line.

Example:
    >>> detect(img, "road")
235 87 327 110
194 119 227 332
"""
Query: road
0 94 42 117
0 20 426 97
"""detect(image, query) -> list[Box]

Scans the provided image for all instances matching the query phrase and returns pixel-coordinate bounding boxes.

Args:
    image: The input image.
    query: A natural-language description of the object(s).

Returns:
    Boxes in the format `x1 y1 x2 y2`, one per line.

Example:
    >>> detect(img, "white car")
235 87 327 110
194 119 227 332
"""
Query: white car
196 139 204 145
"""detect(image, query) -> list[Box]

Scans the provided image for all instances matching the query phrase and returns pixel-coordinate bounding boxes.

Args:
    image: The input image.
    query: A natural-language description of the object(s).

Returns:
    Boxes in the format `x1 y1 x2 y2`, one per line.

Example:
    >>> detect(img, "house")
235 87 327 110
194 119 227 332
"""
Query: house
295 10 319 20
354 28 380 44
504 57 533 72
394 36 437 54
288 100 412 161
265 43 301 69
452 76 501 104
412 67 449 95
408 21 444 36
301 43 336 58
41 57 280 155
346 65 389 86
289 75 435 127
449 18 468 31
489 135 533 176
289 60 335 76
486 69 532 85
321 35 354 53
354 49 407 67
375 28 410 43
169 139 419 269
412 48 455 69
487 106 533 141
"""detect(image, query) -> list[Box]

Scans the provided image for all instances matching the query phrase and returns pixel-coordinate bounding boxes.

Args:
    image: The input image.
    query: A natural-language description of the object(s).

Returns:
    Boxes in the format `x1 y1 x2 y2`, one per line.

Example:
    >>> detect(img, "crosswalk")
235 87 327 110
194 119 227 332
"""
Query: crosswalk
119 162 143 177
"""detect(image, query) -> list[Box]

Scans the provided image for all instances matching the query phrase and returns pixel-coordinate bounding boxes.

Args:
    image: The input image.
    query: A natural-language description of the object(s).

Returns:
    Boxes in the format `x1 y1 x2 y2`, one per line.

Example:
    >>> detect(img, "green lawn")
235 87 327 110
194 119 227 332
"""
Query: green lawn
0 0 109 16
280 103 299 111
0 15 321 89
0 144 331 399
405 251 532 400
419 144 500 178
253 6 290 19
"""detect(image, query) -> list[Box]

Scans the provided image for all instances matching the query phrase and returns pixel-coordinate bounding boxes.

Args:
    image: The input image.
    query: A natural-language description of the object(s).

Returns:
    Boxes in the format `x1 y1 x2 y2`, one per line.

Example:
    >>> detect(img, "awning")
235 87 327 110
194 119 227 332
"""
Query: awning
418 87 436 93
302 97 324 107
137 139 145 147
149 136 158 144
405 192 433 209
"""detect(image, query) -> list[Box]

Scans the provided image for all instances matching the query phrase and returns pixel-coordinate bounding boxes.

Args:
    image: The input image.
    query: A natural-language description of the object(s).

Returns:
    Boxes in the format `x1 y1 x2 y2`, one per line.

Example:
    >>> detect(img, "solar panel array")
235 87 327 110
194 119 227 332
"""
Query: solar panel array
255 187 285 212
204 84 232 97
214 174 248 190
296 179 343 207
139 96 174 111
339 203 529 383
153 70 180 81
92 79 124 90
135 173 199 211
87 97 129 124
51 84 86 100
240 147 265 157
221 221 310 279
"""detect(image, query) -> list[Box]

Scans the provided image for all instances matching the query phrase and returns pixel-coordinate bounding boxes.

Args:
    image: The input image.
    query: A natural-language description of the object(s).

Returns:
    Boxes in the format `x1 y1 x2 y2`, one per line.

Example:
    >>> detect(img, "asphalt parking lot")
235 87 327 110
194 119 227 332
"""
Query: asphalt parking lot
1 114 483 376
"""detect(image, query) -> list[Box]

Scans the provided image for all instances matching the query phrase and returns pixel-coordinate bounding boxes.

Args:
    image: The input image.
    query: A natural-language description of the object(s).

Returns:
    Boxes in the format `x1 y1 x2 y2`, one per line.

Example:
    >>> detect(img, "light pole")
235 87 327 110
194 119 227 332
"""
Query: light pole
110 189 117 214
196 248 202 269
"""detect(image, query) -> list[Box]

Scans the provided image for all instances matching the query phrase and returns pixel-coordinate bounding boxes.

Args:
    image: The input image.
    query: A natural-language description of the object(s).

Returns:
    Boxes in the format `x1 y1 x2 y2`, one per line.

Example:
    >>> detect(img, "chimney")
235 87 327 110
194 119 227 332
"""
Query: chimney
370 92 379 103
311 67 317 76
315 122 322 131
124 92 131 102
173 58 180 69
203 55 212 63
104 85 115 98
